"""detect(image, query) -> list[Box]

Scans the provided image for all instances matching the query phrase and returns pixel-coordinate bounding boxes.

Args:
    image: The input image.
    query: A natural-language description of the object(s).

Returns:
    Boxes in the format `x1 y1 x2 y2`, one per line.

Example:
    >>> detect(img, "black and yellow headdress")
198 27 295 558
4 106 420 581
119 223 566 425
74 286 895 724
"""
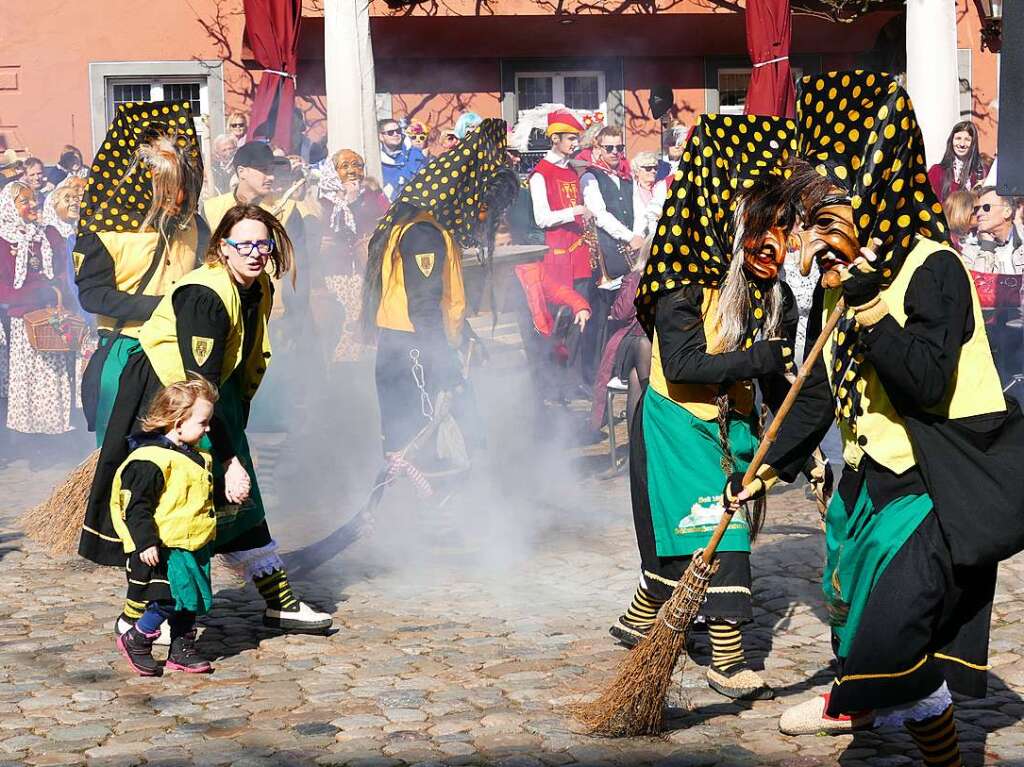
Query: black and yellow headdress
637 113 797 340
374 117 512 249
795 70 950 280
794 70 951 426
77 100 203 237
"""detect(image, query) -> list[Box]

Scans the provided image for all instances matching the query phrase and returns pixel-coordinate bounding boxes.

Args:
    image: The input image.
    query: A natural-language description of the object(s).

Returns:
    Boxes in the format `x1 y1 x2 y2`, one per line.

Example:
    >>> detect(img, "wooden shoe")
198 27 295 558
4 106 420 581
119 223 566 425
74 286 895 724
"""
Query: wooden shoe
778 693 874 735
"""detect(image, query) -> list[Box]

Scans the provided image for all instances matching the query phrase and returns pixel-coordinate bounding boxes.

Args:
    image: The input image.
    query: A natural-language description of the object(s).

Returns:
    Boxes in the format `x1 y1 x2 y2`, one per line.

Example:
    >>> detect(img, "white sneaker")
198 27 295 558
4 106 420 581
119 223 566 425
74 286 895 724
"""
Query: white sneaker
263 601 333 633
114 616 170 646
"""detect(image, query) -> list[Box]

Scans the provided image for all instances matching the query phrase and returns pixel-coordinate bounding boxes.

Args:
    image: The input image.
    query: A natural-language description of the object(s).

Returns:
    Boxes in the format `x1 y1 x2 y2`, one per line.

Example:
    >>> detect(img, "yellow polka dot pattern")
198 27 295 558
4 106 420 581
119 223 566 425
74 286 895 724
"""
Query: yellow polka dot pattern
795 70 951 282
636 113 797 338
77 100 202 237
371 118 509 249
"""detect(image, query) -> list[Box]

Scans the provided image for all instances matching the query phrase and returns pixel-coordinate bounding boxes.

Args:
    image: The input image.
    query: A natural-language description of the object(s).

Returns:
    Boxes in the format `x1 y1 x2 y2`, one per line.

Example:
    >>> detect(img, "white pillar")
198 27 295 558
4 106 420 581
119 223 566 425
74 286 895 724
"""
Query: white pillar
905 0 961 166
324 0 382 180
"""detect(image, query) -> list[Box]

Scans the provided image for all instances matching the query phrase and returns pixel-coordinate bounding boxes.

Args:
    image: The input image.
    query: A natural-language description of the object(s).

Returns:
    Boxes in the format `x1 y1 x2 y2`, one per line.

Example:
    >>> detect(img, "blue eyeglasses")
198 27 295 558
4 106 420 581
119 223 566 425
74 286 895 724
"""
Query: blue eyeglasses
225 238 275 257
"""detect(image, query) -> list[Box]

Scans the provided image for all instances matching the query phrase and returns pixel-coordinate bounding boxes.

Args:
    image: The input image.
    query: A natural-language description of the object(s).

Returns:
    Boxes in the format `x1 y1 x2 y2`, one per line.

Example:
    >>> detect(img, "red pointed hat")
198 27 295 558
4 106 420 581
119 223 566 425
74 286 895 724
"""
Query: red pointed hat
545 110 585 137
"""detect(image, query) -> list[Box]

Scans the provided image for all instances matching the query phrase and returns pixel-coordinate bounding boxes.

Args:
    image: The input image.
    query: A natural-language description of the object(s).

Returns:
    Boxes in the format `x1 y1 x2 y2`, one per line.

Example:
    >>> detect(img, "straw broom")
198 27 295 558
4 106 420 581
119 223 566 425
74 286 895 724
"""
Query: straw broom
21 449 100 556
574 300 847 737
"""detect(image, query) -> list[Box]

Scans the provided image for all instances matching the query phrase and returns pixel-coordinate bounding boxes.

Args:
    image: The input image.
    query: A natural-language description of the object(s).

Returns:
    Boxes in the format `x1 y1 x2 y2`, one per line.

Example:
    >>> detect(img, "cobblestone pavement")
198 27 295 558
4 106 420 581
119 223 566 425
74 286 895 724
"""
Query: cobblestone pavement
2 328 1024 766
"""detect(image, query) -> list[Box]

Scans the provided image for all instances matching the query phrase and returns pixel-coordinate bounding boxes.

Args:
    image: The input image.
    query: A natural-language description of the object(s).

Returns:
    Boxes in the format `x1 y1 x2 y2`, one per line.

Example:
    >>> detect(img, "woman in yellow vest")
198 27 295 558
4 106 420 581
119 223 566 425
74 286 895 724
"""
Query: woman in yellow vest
111 376 219 676
73 100 207 449
362 118 518 458
734 71 1024 762
81 203 333 635
612 114 799 702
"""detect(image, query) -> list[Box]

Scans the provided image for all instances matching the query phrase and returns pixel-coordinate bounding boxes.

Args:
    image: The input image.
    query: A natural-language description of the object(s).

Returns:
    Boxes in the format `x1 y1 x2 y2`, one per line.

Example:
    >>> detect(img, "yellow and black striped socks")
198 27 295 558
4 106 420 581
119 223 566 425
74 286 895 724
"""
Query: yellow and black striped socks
905 705 962 767
624 585 664 631
254 569 299 611
709 621 745 672
122 598 146 622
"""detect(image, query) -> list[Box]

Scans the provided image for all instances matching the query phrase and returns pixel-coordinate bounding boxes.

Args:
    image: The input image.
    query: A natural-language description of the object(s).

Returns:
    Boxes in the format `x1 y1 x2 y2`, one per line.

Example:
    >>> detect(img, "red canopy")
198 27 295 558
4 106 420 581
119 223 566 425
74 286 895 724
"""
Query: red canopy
743 0 796 118
243 0 302 151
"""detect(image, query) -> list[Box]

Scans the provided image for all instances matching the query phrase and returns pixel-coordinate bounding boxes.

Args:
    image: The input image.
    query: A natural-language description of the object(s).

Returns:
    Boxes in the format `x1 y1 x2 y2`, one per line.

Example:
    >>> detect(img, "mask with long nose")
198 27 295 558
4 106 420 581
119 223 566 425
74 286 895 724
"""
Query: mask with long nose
798 192 859 288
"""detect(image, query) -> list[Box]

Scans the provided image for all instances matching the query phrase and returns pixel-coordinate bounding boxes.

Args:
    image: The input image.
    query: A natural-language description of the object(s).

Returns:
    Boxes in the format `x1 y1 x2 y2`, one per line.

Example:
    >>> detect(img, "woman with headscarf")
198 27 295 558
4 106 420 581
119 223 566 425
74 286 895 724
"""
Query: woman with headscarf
317 148 389 363
609 114 799 703
927 121 987 201
735 71 1024 764
73 101 208 448
81 203 333 636
0 182 74 435
363 118 518 463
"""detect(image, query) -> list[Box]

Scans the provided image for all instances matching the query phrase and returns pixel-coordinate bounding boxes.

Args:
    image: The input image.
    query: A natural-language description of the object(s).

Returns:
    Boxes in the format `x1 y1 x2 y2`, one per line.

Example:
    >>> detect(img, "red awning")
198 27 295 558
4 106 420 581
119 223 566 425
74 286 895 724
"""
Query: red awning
744 0 796 118
243 0 302 151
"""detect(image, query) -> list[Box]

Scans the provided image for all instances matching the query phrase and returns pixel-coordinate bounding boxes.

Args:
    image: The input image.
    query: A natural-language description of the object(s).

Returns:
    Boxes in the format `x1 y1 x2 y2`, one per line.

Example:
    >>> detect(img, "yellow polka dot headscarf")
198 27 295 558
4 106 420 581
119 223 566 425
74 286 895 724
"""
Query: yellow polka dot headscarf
796 70 951 282
77 100 203 237
637 113 797 339
374 117 510 248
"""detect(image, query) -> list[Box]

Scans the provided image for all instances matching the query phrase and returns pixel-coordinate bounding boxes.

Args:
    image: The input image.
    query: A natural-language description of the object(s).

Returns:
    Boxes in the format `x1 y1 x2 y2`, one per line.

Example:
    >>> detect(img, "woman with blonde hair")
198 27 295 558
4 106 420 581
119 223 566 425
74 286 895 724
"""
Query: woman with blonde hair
82 203 333 636
943 188 978 253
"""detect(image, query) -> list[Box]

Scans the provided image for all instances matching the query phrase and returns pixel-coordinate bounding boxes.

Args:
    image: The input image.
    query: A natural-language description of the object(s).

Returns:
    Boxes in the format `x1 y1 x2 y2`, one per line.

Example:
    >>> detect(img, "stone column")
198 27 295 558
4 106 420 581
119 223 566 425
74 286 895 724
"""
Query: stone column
905 0 961 166
324 0 382 179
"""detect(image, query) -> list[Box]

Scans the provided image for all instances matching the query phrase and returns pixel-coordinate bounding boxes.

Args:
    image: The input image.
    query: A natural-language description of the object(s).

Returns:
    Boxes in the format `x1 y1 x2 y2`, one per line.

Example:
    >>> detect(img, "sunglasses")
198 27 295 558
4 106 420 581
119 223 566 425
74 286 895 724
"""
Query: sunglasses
600 144 625 153
229 123 246 128
973 203 1008 214
638 165 657 172
381 128 402 136
409 134 428 142
226 238 275 257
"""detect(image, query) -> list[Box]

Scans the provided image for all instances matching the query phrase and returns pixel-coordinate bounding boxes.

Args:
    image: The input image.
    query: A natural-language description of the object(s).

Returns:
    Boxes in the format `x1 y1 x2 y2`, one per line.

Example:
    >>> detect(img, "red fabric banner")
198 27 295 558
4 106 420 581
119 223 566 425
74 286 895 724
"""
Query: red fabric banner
744 0 796 118
243 0 302 151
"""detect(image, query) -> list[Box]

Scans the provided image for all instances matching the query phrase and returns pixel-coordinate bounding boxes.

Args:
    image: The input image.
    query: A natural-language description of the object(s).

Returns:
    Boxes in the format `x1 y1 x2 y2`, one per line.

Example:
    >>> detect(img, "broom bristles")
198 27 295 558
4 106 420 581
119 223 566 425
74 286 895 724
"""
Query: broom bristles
573 553 719 737
21 449 99 556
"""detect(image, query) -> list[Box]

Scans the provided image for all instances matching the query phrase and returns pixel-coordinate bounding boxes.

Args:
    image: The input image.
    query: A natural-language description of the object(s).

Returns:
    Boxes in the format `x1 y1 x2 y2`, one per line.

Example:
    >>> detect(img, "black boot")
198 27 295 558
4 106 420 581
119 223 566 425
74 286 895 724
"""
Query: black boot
116 625 162 676
165 630 212 673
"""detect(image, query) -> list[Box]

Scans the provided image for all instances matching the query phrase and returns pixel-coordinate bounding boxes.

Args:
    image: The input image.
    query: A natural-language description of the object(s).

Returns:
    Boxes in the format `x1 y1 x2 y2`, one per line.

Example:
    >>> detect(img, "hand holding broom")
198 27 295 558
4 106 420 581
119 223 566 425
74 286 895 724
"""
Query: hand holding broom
573 297 847 738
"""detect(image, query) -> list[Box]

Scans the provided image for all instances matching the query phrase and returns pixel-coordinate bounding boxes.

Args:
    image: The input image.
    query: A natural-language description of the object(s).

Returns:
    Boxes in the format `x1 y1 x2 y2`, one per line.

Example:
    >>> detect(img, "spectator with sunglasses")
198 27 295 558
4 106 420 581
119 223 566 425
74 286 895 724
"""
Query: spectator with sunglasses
961 187 1024 382
379 118 427 201
227 112 249 148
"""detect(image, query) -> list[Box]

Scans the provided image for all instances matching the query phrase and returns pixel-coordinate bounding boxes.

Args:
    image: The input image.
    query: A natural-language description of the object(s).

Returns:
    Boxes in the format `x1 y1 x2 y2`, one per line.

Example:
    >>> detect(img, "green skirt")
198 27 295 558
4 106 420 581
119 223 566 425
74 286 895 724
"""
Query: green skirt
167 545 214 614
823 482 932 657
95 336 141 447
204 372 266 546
642 388 758 557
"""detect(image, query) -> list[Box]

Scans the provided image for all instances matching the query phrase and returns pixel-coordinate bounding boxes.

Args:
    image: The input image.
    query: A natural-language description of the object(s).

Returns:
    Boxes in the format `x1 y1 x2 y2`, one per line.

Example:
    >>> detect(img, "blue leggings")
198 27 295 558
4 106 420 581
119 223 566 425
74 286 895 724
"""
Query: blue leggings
136 601 196 639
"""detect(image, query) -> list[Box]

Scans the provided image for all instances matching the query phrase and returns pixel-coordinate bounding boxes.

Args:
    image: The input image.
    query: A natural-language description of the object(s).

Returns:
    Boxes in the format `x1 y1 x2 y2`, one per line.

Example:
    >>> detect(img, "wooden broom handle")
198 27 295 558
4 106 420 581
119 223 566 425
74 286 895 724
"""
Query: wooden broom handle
701 298 847 565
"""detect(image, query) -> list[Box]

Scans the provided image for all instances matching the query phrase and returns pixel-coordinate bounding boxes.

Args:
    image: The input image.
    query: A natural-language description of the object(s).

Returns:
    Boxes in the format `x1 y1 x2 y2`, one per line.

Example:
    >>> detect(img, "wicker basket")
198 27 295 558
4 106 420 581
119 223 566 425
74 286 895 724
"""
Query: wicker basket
23 287 88 353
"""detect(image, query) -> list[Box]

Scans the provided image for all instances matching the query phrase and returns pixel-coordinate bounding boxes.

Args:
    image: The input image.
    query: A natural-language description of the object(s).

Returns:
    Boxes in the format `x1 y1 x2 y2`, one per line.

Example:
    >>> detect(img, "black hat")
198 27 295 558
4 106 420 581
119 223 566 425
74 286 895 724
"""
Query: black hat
648 85 674 120
233 141 275 172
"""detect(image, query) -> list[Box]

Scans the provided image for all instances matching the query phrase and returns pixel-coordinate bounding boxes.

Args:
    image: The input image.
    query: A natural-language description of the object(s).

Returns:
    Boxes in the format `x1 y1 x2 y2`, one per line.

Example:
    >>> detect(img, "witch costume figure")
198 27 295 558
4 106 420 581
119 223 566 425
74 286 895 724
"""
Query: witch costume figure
611 114 800 701
73 100 208 446
363 118 518 470
80 202 333 637
733 71 1024 764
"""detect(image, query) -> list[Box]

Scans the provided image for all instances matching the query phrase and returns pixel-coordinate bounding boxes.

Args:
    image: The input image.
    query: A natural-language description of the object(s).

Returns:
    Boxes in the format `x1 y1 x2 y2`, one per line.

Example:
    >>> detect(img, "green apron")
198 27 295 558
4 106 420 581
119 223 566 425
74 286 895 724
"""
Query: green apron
823 483 932 656
95 336 141 447
643 387 758 557
167 544 214 614
203 372 266 547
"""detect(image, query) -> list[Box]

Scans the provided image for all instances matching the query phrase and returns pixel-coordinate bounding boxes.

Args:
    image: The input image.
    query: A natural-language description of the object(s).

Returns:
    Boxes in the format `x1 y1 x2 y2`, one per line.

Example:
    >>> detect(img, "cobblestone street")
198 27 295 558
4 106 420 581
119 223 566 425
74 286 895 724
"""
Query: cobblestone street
3 428 1024 767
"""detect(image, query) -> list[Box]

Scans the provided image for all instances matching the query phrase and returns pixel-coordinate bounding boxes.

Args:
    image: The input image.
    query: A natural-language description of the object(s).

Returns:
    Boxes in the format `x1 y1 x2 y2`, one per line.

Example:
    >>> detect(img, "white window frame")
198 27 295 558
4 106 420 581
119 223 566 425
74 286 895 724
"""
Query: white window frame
89 60 225 157
514 70 607 117
714 65 806 116
957 48 973 119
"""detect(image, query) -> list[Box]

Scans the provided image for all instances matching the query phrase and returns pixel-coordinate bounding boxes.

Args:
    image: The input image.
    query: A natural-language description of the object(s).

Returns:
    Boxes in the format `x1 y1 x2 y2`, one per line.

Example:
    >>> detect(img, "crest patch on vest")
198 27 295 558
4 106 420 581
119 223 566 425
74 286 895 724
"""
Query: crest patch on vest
414 252 436 277
192 336 214 366
72 251 85 275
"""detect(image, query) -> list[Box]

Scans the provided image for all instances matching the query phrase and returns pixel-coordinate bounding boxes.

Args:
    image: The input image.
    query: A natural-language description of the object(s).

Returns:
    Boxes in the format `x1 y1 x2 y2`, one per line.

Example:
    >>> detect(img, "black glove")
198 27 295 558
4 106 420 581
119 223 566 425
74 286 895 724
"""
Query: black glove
840 262 883 308
765 339 796 378
723 471 768 508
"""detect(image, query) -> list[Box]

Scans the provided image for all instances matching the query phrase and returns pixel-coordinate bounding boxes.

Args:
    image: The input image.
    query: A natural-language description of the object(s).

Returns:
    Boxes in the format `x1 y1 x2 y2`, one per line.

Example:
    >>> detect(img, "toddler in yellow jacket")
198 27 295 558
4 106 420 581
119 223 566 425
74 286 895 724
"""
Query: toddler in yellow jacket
111 376 219 676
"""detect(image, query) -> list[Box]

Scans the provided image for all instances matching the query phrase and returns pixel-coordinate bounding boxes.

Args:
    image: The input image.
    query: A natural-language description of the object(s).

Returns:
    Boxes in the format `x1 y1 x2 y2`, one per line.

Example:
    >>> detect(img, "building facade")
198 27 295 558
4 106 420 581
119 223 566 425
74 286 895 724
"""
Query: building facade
0 0 1002 166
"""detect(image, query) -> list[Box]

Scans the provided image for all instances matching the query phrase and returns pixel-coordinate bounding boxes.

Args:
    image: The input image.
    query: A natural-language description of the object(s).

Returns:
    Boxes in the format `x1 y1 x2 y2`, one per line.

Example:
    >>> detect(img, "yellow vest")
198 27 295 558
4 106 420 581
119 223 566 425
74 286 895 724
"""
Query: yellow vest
376 212 466 345
76 224 201 338
140 264 273 401
824 236 1006 473
649 287 755 421
110 444 215 553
